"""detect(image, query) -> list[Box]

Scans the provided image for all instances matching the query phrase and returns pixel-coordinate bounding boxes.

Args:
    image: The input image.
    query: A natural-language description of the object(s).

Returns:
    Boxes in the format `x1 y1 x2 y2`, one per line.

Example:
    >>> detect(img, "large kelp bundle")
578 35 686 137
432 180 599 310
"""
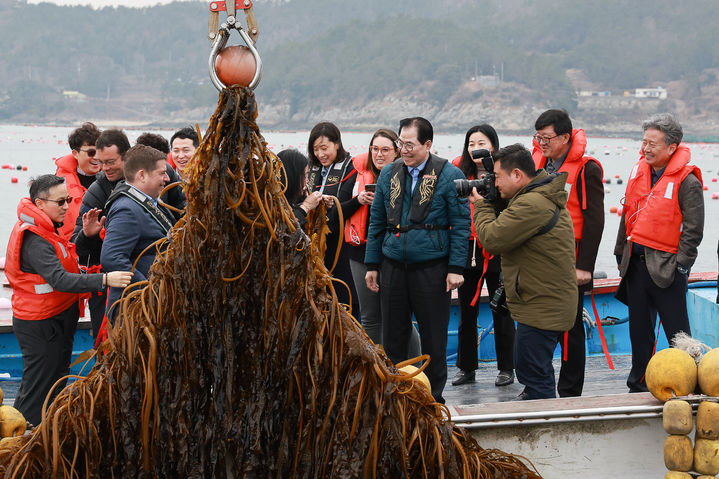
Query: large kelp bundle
0 87 540 478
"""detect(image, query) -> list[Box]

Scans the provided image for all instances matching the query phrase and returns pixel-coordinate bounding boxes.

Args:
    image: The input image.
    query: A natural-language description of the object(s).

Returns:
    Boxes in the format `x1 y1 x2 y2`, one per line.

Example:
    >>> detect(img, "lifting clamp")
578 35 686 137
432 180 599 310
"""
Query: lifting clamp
207 1 262 91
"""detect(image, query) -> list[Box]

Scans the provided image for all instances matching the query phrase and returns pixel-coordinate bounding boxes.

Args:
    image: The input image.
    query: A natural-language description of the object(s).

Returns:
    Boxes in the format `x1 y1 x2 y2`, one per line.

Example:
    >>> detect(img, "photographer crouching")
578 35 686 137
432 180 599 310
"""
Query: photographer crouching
466 144 577 400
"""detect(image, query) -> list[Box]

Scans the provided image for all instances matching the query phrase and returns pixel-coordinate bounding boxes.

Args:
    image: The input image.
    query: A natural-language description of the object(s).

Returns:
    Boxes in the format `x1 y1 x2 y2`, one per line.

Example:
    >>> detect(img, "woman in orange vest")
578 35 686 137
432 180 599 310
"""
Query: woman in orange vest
451 124 516 388
345 129 420 356
5 175 132 426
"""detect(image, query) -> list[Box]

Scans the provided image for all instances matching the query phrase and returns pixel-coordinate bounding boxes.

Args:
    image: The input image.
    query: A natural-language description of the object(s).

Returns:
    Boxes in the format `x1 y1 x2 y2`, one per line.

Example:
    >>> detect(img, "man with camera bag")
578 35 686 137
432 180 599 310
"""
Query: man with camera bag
470 144 577 400
365 117 469 404
532 109 605 397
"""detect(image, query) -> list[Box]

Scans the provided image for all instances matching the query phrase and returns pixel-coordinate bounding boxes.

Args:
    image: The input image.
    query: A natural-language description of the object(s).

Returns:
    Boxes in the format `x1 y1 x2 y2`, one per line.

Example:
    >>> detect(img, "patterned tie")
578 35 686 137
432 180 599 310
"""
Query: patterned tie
545 161 556 174
410 167 420 192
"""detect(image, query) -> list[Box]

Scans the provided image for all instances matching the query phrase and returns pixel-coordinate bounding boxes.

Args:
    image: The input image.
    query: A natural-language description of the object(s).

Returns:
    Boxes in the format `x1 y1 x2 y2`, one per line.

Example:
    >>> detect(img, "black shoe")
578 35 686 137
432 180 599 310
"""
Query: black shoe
495 370 514 387
451 369 476 386
511 389 531 401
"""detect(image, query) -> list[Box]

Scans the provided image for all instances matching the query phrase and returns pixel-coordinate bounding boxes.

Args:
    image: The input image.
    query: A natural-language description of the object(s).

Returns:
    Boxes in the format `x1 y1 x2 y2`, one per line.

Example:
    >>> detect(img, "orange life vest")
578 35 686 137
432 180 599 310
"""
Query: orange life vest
623 144 701 254
344 153 374 245
532 129 603 242
167 152 176 170
5 198 82 320
54 153 88 241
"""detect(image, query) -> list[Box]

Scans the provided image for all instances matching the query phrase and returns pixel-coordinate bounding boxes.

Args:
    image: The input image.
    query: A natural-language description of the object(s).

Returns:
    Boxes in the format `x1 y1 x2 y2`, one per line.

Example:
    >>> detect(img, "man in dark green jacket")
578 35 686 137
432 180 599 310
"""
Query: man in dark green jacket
471 144 577 400
365 117 470 404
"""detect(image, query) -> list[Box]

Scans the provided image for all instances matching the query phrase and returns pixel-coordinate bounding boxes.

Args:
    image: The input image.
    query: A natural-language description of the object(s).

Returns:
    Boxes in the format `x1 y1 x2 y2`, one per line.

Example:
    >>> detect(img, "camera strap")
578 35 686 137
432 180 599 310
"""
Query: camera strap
535 205 560 236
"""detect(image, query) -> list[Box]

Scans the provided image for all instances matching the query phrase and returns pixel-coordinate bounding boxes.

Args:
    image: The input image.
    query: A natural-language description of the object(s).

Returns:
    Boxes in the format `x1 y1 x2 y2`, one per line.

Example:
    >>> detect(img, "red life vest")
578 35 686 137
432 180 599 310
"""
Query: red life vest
344 153 375 245
5 198 82 320
532 129 603 242
54 153 88 241
623 144 701 254
167 152 176 170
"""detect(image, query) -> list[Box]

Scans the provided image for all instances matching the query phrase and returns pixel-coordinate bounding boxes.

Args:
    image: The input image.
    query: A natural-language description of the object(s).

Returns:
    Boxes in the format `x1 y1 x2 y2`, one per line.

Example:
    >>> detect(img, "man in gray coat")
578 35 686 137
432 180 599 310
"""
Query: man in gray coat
614 114 704 393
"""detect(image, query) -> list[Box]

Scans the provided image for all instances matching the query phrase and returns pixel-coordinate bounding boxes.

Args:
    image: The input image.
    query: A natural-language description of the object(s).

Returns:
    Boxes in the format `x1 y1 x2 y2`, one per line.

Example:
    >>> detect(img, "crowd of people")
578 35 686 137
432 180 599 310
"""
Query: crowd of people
6 109 705 423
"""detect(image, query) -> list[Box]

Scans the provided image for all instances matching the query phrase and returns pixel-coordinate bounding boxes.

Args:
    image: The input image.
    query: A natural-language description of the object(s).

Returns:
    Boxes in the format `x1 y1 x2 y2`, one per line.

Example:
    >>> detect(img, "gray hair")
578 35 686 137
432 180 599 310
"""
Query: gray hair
642 114 683 146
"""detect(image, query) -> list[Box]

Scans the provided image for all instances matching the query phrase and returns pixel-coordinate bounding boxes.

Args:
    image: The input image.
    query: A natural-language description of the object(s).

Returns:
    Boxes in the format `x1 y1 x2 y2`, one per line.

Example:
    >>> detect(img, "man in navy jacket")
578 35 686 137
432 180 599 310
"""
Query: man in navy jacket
101 145 174 320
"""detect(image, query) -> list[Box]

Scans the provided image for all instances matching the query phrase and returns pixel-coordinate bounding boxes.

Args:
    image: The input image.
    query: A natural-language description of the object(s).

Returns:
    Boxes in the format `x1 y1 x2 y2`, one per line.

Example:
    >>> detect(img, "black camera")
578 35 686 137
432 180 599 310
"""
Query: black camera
454 149 498 202
490 279 509 313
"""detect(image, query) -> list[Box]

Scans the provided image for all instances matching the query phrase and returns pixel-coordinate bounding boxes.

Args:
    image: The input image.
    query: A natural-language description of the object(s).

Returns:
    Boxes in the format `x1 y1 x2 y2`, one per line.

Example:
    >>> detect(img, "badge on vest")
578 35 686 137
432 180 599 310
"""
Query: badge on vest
664 181 674 199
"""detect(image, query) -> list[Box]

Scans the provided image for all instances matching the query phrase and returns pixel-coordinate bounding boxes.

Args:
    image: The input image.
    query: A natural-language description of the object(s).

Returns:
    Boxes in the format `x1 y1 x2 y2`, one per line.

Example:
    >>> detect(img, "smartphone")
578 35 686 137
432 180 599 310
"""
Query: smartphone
365 184 376 192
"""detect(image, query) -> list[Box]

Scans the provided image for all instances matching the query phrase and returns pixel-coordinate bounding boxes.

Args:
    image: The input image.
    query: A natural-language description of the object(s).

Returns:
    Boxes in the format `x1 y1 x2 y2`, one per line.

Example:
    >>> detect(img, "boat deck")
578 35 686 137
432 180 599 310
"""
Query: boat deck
444 354 632 412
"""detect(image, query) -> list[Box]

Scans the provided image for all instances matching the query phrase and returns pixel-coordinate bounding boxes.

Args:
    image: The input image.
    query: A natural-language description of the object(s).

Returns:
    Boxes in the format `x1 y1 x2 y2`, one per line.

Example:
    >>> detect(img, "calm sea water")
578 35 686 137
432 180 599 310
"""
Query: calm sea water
1 124 718 276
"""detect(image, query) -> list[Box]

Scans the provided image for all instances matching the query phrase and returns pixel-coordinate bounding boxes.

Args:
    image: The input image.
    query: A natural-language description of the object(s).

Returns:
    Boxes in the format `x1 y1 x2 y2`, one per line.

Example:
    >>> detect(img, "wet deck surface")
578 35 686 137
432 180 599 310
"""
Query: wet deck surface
443 354 633 414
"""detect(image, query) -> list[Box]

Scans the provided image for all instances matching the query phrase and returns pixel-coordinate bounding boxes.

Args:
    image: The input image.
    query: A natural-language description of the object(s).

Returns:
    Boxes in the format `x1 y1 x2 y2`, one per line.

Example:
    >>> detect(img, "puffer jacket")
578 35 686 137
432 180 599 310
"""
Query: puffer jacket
365 154 469 272
473 171 577 331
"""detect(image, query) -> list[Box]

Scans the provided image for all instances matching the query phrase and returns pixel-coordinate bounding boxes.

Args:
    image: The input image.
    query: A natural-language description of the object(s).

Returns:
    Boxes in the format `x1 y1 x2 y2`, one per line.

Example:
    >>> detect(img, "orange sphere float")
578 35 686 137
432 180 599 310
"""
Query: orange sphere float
214 45 257 87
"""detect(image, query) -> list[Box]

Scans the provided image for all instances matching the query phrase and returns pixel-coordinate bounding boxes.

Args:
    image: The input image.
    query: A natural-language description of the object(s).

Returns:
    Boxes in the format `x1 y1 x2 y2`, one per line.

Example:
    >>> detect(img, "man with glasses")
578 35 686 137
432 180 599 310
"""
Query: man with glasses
365 117 470 404
5 174 132 425
54 122 102 241
615 114 704 393
71 130 184 340
531 109 605 397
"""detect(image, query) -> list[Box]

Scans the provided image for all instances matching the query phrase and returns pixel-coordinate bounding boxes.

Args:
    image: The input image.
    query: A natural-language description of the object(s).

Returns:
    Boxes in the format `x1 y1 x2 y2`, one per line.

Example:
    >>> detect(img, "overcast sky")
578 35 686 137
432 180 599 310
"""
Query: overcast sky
28 0 197 7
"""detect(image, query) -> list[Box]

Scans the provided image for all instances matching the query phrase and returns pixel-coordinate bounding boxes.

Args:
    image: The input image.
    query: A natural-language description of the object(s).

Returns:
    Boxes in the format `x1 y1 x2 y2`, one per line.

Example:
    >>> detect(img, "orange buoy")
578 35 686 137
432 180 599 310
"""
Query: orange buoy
22 166 27 171
214 45 257 88
712 193 719 200
609 206 618 213
704 185 709 191
713 178 718 183
614 174 620 178
11 177 18 183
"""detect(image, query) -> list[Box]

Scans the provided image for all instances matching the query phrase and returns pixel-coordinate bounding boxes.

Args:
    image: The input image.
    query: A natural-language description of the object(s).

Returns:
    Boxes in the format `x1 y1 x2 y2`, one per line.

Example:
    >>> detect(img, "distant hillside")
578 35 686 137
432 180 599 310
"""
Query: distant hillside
1 0 718 134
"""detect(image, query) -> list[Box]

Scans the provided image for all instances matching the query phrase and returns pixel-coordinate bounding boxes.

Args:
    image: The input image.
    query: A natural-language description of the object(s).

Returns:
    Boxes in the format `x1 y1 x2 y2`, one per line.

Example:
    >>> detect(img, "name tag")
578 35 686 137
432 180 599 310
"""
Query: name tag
332 163 344 170
629 164 639 180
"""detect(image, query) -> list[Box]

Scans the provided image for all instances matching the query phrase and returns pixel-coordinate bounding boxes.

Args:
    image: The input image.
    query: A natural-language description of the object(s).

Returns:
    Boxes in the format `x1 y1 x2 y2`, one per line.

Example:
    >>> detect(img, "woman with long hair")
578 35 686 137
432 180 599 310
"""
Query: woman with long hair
451 124 516 388
306 122 360 313
277 149 322 227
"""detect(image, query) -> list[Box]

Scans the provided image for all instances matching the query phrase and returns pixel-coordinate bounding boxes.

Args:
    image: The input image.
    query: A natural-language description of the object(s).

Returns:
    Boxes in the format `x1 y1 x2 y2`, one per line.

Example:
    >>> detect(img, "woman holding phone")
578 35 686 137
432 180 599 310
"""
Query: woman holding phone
451 124 516 388
345 129 420 356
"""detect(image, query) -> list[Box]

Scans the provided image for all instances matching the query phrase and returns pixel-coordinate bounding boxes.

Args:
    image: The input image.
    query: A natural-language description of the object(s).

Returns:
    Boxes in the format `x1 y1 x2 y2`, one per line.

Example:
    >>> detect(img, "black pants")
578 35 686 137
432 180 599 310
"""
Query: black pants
515 322 564 399
325 239 358 317
557 285 587 397
456 268 515 372
88 289 106 340
626 255 690 392
13 304 79 425
380 258 449 403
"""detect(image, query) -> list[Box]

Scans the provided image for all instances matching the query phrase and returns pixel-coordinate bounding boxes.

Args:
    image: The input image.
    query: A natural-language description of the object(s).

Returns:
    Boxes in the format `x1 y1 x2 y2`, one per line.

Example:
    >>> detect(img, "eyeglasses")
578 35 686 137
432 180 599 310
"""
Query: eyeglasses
78 147 96 157
395 139 418 152
370 146 393 155
533 134 559 145
99 158 121 167
40 196 73 207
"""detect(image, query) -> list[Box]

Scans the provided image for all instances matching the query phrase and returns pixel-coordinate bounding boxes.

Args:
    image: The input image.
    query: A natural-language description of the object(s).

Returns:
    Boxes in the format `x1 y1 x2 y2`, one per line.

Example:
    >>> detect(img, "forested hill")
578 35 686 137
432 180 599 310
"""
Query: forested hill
1 0 718 135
